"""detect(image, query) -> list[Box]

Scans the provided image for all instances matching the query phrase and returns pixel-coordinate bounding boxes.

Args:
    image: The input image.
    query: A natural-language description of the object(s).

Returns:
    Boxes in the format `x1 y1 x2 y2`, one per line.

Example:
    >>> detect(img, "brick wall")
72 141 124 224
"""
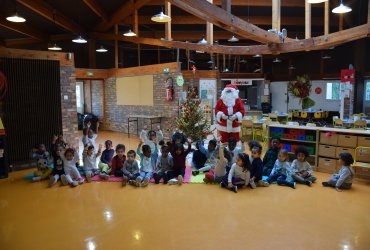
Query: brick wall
60 66 79 146
103 73 182 139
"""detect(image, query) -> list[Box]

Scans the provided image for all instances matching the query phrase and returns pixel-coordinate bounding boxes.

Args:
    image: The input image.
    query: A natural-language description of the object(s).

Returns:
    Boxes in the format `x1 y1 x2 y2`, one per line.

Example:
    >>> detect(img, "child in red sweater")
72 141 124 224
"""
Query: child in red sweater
100 144 126 179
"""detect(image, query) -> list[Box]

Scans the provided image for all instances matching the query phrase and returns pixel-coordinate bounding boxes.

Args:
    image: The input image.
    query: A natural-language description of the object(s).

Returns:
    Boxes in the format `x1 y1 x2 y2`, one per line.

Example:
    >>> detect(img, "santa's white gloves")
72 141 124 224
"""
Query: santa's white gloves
221 114 228 120
229 114 237 121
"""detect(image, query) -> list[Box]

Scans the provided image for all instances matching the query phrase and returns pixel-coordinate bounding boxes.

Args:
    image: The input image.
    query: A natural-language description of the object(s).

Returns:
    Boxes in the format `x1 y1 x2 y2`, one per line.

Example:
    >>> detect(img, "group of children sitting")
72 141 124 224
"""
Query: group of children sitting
30 122 355 193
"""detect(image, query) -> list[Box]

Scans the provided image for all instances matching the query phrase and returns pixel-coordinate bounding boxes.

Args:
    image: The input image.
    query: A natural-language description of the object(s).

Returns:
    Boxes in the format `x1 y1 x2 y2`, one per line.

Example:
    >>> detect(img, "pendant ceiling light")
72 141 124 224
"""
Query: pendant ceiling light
228 35 239 42
322 54 331 59
151 10 171 23
198 37 207 44
6 12 26 22
223 68 231 73
253 54 262 58
288 65 296 70
48 43 62 51
240 58 247 63
273 58 282 63
123 29 136 37
72 35 87 43
307 0 327 3
332 1 352 14
207 59 214 64
96 45 108 52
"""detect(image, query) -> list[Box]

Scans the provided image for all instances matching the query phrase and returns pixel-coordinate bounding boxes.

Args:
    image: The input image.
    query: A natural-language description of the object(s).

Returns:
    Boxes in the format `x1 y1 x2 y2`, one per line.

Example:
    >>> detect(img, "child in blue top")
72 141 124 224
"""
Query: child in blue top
249 146 268 188
136 140 157 187
322 152 355 192
192 139 217 176
264 149 296 189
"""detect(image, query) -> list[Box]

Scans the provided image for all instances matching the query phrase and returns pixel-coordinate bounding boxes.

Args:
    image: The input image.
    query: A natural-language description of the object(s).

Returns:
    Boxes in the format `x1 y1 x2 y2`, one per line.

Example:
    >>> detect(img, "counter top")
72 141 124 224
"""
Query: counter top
268 124 370 135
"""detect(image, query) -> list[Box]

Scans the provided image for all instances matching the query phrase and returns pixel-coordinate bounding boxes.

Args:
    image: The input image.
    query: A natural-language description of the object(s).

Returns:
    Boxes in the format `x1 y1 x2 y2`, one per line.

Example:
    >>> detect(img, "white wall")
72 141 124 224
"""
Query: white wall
271 80 341 111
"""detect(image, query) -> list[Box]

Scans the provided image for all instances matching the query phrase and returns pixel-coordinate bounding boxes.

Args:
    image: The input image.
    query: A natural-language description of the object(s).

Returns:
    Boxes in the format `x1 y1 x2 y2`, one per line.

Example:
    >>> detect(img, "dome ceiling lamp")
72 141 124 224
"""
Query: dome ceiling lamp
48 43 62 51
6 11 26 22
151 8 171 23
123 29 137 37
332 1 352 14
96 45 108 52
307 0 328 4
72 35 87 43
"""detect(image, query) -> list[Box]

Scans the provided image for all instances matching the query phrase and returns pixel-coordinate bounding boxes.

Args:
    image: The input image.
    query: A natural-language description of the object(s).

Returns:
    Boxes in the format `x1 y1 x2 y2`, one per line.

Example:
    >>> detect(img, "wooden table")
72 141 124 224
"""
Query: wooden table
127 115 162 138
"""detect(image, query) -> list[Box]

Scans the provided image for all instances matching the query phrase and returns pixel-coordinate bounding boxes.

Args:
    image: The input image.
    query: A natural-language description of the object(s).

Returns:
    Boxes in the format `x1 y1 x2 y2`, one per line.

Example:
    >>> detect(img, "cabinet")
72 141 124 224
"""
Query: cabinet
268 124 370 178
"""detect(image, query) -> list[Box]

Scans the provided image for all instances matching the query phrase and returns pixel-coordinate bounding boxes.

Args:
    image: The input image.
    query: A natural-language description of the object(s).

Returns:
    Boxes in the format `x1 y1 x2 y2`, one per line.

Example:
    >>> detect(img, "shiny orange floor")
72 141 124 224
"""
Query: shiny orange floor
1 131 370 250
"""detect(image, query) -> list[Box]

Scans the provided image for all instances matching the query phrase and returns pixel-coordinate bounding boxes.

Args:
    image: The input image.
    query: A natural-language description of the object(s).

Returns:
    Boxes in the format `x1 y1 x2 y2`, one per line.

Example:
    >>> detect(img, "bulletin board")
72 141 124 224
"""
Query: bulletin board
116 75 154 106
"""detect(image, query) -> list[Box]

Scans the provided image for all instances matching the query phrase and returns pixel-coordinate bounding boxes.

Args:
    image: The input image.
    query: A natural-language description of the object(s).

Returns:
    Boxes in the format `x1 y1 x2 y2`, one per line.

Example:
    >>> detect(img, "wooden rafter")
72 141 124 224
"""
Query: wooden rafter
0 17 48 40
95 0 152 32
83 0 109 22
16 0 84 34
151 0 318 7
168 0 280 43
89 24 369 55
122 15 335 26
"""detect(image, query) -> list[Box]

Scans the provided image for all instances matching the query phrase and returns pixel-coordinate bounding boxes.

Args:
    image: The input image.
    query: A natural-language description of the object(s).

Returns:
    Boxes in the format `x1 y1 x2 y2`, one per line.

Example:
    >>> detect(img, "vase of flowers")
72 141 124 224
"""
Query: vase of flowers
288 75 315 109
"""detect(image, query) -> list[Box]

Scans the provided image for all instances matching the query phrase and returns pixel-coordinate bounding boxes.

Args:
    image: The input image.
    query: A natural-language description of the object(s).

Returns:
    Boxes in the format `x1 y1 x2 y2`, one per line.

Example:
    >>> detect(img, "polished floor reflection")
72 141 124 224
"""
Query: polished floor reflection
0 131 370 250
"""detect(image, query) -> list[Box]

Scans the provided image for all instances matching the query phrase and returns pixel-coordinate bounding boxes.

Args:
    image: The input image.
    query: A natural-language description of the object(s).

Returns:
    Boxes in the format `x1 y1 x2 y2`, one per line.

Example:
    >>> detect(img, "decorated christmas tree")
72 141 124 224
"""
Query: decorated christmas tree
175 87 212 141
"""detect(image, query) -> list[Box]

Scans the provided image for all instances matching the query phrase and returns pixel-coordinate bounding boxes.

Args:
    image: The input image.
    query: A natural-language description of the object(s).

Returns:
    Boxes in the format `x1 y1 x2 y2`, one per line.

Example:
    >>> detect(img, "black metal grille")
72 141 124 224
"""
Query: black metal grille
0 57 62 164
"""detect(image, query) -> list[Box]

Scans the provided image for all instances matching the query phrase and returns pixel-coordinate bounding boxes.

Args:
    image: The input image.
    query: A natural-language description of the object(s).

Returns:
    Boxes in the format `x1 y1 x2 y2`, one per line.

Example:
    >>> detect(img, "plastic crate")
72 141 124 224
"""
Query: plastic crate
290 129 298 135
298 135 306 141
283 144 291 152
306 135 315 141
291 144 297 153
307 147 315 155
284 134 291 139
291 134 298 140
297 130 305 135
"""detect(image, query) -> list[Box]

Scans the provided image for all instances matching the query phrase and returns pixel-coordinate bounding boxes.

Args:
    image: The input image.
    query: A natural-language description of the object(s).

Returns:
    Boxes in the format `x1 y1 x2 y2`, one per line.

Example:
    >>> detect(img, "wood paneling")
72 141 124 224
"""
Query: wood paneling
108 62 180 77
76 68 108 79
0 47 74 67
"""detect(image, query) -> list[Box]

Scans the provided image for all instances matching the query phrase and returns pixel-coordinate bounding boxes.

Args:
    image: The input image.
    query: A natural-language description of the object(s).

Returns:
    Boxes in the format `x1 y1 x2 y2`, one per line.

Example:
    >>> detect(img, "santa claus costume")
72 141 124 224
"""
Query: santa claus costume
215 84 245 143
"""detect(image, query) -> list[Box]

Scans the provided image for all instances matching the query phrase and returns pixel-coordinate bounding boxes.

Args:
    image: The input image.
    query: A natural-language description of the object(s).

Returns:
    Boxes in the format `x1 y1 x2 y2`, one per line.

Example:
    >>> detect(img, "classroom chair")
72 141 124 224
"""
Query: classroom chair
353 120 367 129
334 118 344 128
241 119 254 140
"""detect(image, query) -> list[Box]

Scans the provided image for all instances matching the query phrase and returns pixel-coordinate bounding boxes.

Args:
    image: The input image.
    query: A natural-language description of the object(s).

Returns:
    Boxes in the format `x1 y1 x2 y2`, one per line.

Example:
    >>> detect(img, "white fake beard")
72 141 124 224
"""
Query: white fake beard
221 91 237 107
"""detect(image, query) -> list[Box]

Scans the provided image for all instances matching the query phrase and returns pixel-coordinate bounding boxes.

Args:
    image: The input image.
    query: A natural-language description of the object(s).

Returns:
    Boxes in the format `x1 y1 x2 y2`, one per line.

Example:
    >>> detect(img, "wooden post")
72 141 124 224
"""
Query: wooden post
134 8 139 36
157 46 160 64
223 54 226 71
260 57 264 74
88 39 96 68
320 51 324 75
206 0 213 45
221 0 231 13
138 44 141 66
305 1 311 39
165 1 172 40
272 0 281 32
339 14 343 31
102 79 106 128
324 1 329 35
186 49 190 70
288 58 292 76
114 24 118 68
216 53 219 71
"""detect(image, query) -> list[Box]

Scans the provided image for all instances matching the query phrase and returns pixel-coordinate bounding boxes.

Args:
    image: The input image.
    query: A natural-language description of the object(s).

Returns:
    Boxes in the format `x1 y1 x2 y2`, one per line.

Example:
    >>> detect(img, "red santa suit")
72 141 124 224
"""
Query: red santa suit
215 84 245 143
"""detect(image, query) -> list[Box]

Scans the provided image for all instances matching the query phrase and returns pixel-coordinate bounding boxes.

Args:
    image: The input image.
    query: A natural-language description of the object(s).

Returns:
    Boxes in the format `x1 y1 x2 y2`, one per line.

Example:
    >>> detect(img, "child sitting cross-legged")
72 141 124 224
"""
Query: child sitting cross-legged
192 139 217 176
122 150 140 187
203 141 231 184
98 140 114 176
136 140 157 187
191 142 207 172
226 137 245 167
263 149 296 189
322 152 355 192
262 138 281 176
31 143 51 162
83 143 102 182
100 144 126 180
60 147 84 187
220 153 251 193
249 146 269 188
153 145 174 184
168 139 192 185
49 145 65 187
291 146 317 186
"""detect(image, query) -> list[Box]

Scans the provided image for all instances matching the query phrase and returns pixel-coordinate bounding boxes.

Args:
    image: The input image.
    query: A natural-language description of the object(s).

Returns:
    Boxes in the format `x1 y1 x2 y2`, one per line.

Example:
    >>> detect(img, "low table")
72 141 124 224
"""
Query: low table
127 115 162 138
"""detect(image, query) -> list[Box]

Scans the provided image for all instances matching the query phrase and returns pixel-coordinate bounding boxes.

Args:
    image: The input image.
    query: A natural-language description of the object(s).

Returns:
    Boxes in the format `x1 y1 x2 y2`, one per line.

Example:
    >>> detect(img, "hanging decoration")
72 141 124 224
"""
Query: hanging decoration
0 71 8 101
315 87 322 95
288 75 315 109
340 69 355 83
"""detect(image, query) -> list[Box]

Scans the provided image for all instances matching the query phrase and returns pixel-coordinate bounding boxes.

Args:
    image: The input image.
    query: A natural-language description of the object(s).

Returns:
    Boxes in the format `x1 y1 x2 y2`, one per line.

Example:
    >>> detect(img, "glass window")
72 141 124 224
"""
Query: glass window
76 84 81 108
365 81 370 101
326 82 344 100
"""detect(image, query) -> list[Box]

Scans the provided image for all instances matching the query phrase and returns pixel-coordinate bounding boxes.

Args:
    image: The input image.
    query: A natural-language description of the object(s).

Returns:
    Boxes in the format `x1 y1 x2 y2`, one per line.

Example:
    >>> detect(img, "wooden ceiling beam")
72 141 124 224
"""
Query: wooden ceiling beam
168 0 281 43
82 0 109 22
150 0 317 7
89 24 369 55
122 15 334 26
16 0 84 34
0 17 48 40
95 0 152 32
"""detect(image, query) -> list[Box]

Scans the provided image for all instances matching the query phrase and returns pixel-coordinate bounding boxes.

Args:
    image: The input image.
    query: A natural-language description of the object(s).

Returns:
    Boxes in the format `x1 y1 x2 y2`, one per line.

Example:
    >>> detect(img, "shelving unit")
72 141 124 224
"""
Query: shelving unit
268 124 370 179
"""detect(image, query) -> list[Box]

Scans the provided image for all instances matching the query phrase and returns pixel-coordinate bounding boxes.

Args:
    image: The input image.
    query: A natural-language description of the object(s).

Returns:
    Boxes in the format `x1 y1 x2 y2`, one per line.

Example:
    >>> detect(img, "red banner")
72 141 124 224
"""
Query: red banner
341 69 355 83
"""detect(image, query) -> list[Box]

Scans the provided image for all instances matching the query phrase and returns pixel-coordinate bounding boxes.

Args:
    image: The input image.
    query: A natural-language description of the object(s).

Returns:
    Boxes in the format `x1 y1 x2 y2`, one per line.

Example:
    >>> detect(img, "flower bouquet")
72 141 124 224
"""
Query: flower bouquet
288 75 315 109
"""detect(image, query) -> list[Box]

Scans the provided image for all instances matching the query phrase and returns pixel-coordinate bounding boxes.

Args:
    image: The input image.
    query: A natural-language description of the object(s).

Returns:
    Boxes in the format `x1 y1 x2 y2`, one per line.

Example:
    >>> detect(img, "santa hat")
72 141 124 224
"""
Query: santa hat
225 84 239 92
